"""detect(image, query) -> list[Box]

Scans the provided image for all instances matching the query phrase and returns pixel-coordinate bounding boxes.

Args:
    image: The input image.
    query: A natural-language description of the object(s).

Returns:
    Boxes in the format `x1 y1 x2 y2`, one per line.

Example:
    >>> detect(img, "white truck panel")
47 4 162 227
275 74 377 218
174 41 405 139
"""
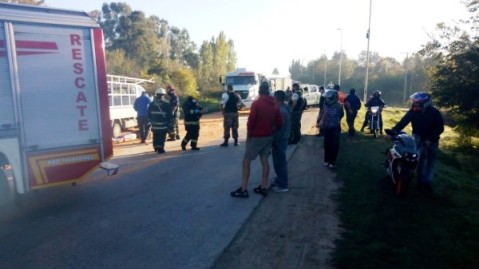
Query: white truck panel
0 24 16 128
14 24 101 149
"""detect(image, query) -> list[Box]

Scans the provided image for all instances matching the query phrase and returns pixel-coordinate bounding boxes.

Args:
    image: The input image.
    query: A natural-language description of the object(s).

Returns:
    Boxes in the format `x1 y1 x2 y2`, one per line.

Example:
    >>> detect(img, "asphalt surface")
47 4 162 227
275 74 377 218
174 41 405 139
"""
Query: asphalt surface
0 109 321 269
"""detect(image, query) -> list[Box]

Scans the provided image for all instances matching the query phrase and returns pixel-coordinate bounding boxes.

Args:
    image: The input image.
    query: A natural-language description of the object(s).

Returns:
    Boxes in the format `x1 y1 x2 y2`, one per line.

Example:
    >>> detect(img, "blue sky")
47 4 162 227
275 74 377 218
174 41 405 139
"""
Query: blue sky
46 0 470 76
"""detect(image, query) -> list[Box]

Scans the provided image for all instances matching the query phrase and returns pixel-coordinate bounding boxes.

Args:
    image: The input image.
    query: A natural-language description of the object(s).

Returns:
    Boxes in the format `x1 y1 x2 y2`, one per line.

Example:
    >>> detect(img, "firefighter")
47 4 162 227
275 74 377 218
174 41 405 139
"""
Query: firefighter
166 85 180 141
181 96 206 151
147 88 172 154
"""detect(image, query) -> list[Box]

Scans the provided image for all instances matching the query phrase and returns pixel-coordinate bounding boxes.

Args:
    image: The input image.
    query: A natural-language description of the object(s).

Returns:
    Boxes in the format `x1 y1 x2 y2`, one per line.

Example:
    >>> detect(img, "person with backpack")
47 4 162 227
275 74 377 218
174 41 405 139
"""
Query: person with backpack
317 90 344 168
344 88 362 137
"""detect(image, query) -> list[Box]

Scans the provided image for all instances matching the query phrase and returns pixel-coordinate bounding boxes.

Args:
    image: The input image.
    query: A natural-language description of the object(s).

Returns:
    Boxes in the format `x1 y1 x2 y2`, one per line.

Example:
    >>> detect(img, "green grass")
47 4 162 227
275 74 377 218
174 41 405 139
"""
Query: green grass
331 107 479 269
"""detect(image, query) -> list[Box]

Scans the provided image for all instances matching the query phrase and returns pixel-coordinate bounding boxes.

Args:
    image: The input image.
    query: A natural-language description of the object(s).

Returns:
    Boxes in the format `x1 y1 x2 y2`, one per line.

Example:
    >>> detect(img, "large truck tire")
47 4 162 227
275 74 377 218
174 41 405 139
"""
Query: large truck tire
112 122 122 138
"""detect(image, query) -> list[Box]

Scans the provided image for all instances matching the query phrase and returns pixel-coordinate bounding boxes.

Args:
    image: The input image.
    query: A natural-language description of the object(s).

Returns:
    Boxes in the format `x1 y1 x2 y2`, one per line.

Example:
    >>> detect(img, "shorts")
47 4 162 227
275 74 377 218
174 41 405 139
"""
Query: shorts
244 136 273 160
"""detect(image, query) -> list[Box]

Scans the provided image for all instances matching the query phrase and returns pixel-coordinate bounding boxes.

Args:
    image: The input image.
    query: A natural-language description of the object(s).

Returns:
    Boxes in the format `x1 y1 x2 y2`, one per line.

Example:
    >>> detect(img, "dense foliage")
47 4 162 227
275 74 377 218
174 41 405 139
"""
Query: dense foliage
420 0 479 139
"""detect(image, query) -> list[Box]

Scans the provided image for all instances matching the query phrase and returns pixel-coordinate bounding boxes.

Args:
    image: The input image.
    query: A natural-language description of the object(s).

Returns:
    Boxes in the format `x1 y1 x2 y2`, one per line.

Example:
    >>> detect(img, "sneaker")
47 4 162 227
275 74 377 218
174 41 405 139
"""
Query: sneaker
271 186 289 193
269 182 279 189
181 144 186 151
328 164 336 169
157 148 166 154
230 188 249 198
253 185 268 197
176 135 181 140
191 147 200 151
323 162 329 167
167 138 176 141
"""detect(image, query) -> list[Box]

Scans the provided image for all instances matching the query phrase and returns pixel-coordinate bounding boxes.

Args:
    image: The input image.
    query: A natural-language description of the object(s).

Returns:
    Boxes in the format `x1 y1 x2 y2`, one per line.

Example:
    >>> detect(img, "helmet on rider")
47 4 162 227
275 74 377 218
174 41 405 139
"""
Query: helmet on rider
322 90 339 105
373 90 381 98
410 91 432 112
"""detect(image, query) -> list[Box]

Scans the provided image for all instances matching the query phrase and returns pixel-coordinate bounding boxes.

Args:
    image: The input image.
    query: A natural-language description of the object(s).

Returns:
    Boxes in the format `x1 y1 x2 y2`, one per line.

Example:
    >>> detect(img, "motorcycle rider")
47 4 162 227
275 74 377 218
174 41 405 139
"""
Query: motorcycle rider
361 90 385 134
391 92 444 193
148 88 173 154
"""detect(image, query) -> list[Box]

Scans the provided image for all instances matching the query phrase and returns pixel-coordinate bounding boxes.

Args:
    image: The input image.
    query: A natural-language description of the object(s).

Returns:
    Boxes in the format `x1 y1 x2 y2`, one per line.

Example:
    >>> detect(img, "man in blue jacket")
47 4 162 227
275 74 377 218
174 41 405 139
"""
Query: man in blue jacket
134 91 151 144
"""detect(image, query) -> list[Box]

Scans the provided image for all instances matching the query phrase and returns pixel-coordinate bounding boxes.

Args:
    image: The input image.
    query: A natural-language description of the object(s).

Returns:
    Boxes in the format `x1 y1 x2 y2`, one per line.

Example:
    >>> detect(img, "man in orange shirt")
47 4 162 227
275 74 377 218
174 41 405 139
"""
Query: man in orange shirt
333 84 346 105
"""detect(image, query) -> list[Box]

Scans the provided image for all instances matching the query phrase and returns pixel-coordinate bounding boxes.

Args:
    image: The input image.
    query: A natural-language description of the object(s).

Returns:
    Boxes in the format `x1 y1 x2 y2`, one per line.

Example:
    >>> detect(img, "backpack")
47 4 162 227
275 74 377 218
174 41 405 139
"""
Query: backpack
319 104 342 128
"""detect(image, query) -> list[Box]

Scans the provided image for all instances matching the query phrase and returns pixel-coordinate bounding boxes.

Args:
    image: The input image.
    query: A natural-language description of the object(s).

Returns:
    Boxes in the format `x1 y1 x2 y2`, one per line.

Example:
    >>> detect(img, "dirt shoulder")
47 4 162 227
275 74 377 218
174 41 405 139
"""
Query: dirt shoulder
212 134 343 268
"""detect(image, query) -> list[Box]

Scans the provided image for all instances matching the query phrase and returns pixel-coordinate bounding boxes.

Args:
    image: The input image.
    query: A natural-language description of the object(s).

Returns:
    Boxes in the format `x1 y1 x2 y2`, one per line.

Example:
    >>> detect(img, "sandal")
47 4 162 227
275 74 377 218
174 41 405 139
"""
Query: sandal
253 185 268 197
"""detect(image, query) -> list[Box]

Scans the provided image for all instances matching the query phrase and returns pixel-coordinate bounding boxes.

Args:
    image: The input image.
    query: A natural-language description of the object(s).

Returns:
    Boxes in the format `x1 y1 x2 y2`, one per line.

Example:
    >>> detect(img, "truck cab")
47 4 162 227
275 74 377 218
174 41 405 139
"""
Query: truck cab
223 68 267 109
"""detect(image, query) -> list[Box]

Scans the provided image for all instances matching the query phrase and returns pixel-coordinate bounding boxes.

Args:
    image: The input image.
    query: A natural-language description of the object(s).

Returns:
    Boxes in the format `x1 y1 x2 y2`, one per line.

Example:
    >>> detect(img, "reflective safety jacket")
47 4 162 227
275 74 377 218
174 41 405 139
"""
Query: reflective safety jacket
182 99 203 126
148 99 172 131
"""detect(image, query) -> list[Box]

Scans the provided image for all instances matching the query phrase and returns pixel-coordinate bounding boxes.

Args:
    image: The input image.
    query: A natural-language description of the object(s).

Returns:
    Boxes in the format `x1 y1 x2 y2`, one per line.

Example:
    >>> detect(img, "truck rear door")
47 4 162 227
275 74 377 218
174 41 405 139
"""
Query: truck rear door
13 24 106 189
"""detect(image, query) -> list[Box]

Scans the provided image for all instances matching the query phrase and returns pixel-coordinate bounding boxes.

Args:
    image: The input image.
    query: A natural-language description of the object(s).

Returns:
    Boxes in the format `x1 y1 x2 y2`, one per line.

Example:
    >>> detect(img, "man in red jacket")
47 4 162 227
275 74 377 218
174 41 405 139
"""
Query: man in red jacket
231 81 283 198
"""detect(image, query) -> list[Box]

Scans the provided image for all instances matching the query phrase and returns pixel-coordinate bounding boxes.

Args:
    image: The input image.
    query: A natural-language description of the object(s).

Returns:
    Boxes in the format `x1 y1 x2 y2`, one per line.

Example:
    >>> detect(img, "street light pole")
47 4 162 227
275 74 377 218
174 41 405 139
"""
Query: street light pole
363 0 372 103
402 52 409 104
337 28 343 86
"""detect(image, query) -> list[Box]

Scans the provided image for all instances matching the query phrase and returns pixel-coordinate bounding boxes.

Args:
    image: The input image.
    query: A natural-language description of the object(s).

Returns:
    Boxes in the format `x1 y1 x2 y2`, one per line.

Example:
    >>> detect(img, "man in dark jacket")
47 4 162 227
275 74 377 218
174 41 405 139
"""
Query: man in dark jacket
288 83 305 144
391 92 444 193
181 96 205 151
344 88 362 136
220 85 244 147
166 85 180 141
148 88 172 154
361 90 386 134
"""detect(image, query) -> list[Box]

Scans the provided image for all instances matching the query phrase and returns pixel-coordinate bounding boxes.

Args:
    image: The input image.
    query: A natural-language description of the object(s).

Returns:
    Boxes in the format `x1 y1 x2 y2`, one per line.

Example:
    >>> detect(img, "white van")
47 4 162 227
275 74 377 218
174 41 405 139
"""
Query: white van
107 75 153 138
301 84 321 107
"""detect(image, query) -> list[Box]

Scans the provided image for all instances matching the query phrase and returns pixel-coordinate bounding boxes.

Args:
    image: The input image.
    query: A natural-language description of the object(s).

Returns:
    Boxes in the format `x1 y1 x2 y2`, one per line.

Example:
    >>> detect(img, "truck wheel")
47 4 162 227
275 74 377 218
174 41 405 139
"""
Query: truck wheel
112 122 122 138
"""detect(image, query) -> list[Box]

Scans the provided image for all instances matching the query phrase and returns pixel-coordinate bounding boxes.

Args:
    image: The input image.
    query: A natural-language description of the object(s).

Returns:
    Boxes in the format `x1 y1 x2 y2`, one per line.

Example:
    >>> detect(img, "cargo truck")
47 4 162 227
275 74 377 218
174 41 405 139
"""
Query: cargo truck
221 68 268 109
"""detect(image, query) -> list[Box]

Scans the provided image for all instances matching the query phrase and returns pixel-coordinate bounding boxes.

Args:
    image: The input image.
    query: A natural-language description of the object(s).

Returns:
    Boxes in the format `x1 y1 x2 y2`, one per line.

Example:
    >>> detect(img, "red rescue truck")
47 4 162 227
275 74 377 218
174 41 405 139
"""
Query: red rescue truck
0 3 114 209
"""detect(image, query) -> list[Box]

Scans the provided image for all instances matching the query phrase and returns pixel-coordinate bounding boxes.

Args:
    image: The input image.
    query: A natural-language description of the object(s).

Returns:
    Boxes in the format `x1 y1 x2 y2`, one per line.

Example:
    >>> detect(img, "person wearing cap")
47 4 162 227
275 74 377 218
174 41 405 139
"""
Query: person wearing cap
134 91 152 143
166 85 180 141
344 88 362 137
147 88 172 154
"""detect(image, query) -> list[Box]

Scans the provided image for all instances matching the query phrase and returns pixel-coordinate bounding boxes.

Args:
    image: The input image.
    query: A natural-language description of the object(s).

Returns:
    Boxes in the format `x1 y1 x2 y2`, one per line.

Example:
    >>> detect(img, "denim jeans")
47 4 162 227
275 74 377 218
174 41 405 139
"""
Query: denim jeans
417 141 439 185
323 126 341 165
272 137 289 188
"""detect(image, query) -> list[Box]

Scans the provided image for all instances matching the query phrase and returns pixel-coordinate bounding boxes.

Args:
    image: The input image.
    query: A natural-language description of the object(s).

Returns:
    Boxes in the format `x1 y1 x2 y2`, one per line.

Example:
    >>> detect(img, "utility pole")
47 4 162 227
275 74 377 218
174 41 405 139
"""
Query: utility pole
403 53 409 105
363 0 372 103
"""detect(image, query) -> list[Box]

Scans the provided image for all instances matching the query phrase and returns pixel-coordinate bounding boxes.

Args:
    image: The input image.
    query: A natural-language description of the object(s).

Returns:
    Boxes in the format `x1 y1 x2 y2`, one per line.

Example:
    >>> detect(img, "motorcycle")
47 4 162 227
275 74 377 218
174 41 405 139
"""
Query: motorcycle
384 129 420 198
369 106 381 138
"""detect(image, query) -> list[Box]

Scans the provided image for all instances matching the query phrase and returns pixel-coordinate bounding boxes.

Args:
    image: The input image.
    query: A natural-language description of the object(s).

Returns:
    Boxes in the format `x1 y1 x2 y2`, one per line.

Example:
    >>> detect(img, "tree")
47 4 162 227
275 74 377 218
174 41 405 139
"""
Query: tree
420 0 479 141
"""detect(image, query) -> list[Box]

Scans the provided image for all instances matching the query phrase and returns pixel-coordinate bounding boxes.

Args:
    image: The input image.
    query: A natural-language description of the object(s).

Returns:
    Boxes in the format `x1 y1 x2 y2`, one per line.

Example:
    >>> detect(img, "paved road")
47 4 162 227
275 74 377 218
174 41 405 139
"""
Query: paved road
0 109 320 269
